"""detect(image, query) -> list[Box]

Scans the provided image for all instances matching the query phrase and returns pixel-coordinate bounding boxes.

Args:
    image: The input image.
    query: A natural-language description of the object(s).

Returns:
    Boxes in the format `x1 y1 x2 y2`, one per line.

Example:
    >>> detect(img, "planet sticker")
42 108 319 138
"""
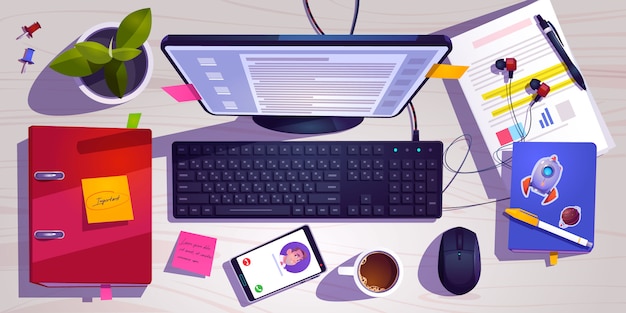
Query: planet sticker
559 206 581 228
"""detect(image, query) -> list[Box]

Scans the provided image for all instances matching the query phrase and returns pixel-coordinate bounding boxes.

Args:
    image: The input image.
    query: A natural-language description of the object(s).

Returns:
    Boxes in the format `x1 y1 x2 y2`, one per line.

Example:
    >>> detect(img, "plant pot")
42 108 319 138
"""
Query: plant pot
75 22 153 105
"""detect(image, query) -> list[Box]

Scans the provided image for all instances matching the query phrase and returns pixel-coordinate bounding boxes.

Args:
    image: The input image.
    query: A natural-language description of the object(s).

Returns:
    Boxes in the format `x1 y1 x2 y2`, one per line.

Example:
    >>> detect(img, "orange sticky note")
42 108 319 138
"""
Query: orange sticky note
426 64 469 79
81 175 134 224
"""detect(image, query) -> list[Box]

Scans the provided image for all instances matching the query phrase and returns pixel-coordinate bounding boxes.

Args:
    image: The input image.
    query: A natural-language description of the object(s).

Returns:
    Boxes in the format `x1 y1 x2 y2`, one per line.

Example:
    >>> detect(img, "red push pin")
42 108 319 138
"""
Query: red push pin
16 22 41 40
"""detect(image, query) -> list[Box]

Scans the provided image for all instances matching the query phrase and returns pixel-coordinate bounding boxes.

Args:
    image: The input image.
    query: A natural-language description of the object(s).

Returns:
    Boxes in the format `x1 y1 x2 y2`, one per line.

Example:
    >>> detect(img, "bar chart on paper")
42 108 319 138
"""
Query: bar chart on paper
446 0 614 174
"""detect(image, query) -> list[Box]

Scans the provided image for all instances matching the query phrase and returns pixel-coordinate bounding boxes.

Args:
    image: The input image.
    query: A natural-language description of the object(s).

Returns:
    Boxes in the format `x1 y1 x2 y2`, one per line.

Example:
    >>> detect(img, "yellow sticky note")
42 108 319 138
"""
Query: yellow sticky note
549 251 559 266
81 175 134 224
426 64 469 79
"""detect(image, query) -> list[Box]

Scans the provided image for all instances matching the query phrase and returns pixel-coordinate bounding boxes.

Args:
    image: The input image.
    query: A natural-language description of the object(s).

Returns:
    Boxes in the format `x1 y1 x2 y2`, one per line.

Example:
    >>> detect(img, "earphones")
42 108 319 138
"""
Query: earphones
529 78 551 104
495 58 517 78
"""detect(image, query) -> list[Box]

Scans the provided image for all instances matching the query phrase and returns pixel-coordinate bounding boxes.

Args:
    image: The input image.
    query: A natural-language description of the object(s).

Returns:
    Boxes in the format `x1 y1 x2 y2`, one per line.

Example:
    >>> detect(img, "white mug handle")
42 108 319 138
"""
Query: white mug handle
337 266 355 276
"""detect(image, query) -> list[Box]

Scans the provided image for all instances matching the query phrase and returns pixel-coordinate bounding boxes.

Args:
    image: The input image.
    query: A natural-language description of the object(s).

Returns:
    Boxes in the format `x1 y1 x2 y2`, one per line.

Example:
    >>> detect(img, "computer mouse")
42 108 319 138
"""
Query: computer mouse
437 227 481 295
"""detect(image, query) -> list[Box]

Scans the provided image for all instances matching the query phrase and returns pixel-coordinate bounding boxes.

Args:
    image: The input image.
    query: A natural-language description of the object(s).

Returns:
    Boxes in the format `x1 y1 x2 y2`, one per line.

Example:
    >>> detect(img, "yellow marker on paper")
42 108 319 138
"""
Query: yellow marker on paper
81 175 134 224
426 64 469 79
482 63 567 101
490 78 574 117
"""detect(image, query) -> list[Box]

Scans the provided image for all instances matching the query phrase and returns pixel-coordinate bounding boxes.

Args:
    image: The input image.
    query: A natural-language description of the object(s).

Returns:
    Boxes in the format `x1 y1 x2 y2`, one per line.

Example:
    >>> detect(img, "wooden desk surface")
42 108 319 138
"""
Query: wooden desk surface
1 0 625 312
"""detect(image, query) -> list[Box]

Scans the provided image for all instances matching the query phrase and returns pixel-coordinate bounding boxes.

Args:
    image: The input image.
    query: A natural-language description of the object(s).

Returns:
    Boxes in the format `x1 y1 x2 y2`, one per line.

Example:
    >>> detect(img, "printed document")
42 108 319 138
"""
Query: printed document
446 0 614 174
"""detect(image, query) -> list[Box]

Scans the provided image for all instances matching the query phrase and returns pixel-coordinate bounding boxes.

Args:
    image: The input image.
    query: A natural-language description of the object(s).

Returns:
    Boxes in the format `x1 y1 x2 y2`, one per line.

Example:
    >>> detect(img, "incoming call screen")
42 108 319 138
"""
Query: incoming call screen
235 228 323 299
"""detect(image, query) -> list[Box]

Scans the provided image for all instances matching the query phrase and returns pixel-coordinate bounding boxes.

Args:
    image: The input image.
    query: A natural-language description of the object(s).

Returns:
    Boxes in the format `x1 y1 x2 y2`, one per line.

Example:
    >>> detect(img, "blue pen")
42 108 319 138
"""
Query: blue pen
535 14 586 90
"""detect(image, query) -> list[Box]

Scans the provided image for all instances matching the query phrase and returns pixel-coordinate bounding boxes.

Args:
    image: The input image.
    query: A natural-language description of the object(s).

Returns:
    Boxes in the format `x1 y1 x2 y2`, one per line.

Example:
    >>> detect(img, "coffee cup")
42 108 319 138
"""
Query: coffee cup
337 248 403 297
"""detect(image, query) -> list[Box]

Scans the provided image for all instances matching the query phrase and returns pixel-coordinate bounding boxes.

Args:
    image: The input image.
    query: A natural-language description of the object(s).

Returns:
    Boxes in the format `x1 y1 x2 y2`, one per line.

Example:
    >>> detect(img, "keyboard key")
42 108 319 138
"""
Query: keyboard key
360 194 372 204
189 205 201 215
348 205 359 215
177 160 188 169
360 205 372 215
309 194 340 204
177 171 194 181
330 205 341 215
177 194 209 204
216 206 291 216
317 205 329 215
390 206 414 216
178 182 201 193
293 205 304 215
305 146 316 155
427 170 438 192
415 159 426 169
373 205 385 215
318 145 329 155
317 182 341 192
266 145 278 155
373 146 384 155
176 145 187 155
176 205 188 216
427 193 440 216
201 205 213 216
360 145 372 155
254 145 265 155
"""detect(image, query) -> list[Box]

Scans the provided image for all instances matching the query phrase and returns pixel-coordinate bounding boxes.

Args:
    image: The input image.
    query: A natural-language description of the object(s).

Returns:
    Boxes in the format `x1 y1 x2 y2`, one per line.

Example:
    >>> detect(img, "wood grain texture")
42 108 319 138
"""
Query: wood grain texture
1 0 625 312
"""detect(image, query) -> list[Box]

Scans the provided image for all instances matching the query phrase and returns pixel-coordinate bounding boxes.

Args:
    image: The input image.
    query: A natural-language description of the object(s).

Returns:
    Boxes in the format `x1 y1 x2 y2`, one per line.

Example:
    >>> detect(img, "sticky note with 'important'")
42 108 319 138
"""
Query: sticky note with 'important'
81 175 134 224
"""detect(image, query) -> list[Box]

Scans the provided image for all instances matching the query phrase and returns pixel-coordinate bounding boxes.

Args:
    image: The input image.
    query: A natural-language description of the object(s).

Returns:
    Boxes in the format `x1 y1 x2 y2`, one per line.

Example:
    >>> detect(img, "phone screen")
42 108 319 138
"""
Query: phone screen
231 225 326 301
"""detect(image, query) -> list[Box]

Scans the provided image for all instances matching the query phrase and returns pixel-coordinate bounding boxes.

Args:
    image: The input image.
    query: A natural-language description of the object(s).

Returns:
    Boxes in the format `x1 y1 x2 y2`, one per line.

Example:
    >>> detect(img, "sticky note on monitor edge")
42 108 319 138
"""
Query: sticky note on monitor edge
426 64 469 79
162 84 201 102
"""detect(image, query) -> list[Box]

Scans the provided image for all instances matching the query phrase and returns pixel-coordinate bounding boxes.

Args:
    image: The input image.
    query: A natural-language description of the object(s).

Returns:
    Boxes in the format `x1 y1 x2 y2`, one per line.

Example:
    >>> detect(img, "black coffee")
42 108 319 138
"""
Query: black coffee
357 252 399 292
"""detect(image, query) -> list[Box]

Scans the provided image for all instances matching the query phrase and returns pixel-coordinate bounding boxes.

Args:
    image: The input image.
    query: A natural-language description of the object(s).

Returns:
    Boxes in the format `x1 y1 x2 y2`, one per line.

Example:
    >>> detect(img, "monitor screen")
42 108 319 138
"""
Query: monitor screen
161 35 452 119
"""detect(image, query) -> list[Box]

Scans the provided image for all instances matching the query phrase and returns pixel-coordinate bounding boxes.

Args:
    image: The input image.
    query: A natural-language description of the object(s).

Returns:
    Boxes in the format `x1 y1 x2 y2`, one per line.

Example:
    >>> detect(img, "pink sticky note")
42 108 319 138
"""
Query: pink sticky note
100 284 112 300
172 231 217 276
162 84 201 102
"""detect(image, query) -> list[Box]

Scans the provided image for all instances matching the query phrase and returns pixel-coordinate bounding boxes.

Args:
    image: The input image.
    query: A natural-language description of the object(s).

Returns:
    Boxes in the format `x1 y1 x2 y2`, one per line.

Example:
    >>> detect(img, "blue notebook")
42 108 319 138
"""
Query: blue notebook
508 142 596 253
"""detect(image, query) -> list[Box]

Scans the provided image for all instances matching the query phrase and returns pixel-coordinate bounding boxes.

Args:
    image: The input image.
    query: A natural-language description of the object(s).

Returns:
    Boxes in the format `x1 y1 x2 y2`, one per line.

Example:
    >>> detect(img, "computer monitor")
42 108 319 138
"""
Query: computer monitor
161 35 452 134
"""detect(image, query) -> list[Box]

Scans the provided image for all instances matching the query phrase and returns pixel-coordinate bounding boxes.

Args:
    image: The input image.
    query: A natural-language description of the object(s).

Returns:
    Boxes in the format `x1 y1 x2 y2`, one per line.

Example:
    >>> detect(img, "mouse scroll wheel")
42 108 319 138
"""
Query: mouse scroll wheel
456 229 464 250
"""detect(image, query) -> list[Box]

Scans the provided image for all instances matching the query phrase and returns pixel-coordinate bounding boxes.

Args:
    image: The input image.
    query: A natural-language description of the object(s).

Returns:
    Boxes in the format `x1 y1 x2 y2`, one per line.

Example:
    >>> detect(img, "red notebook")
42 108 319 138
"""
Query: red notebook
28 126 152 288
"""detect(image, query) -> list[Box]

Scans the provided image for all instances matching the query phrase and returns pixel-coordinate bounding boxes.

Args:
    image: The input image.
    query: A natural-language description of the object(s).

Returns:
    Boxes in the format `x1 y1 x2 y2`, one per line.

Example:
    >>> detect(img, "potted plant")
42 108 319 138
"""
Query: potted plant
49 8 153 105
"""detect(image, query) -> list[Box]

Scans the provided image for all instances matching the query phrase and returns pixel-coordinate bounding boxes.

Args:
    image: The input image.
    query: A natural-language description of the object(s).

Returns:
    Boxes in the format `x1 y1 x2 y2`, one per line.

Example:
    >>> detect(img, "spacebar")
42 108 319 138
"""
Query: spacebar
215 206 291 216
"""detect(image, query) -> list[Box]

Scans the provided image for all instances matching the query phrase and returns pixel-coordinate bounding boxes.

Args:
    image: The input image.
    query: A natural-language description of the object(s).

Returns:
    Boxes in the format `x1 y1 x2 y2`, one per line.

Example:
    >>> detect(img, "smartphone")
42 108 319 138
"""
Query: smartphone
230 225 326 303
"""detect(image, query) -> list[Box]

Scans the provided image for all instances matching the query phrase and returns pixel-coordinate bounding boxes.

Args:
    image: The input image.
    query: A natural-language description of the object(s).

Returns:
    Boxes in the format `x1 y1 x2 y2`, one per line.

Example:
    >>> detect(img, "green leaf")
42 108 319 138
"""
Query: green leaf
75 41 112 64
49 47 104 77
116 8 152 49
112 48 142 61
104 60 128 98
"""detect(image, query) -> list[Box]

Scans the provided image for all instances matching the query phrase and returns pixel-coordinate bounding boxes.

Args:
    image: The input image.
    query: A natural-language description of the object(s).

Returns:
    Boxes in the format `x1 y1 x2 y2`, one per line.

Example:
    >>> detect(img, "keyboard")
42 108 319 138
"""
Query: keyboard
172 141 443 219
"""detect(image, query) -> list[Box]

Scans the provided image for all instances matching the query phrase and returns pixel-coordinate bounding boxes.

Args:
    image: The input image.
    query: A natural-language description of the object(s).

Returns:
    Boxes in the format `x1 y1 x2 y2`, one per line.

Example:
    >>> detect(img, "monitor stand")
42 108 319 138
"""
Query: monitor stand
252 116 363 134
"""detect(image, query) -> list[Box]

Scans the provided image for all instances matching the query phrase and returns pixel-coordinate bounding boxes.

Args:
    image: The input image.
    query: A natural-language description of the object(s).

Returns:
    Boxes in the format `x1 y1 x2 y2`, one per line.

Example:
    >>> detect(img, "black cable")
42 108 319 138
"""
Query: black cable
408 100 417 130
303 0 325 34
303 0 361 35
350 0 360 35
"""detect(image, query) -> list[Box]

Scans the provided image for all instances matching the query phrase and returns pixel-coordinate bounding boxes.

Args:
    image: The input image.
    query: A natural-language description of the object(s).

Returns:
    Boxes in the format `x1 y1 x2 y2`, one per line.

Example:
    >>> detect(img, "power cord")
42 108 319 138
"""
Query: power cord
407 97 532 210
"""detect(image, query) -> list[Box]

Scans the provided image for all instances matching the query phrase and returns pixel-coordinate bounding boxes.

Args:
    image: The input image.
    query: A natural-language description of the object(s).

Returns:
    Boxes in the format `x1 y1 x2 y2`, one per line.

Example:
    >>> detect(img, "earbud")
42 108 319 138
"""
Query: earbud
530 78 550 103
495 58 517 78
